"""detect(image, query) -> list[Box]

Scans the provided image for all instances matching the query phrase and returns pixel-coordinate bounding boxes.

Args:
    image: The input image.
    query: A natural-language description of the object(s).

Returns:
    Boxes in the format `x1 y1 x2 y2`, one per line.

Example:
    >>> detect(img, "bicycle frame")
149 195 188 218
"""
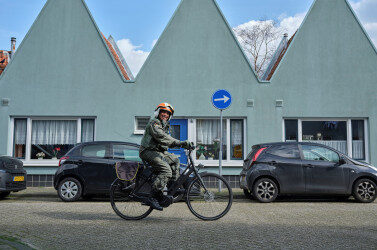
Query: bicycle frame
130 148 208 198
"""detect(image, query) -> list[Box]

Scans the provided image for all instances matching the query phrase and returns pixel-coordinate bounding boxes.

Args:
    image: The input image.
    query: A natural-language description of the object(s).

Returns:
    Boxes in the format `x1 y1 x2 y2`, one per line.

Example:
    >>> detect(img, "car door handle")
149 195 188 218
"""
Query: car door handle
269 161 277 166
77 160 83 165
304 164 314 168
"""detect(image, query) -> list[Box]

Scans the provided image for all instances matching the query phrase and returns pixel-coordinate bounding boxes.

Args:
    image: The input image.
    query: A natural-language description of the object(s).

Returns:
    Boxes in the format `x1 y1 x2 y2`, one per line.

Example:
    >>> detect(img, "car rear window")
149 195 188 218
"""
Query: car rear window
82 144 107 158
246 145 262 161
267 145 300 159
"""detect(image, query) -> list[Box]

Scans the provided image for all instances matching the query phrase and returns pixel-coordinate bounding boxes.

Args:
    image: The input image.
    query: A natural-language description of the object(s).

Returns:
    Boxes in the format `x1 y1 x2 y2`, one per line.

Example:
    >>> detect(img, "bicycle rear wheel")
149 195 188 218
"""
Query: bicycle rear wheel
110 179 153 220
186 173 233 221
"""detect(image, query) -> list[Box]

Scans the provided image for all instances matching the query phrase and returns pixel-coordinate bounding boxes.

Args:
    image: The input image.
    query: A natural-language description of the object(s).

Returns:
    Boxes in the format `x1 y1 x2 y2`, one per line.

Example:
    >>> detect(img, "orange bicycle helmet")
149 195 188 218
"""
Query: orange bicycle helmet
155 103 174 116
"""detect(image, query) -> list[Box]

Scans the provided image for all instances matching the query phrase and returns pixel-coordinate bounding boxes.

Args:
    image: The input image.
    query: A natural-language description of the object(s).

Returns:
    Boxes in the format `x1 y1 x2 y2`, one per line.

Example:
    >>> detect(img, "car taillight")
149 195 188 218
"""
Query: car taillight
249 147 267 168
59 156 69 167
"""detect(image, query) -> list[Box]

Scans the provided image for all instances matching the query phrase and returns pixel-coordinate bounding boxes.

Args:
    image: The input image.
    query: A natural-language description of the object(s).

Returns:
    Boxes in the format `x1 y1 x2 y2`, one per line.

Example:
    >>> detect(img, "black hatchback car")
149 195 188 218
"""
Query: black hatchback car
54 141 143 201
240 142 377 203
0 156 27 199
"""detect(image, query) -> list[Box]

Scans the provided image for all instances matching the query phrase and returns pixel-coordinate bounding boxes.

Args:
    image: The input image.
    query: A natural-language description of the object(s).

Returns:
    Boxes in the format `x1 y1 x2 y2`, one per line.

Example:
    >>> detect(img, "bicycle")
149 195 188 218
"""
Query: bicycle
110 147 233 221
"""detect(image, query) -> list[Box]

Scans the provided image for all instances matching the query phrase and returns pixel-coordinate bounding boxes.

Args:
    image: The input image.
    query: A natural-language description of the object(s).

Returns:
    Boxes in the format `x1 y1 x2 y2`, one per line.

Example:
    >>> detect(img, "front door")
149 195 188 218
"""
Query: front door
168 119 188 165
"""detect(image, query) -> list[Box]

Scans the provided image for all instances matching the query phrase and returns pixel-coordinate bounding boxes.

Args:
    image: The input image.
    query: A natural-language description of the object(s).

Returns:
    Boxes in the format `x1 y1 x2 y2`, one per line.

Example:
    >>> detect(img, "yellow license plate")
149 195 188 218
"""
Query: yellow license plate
13 176 24 182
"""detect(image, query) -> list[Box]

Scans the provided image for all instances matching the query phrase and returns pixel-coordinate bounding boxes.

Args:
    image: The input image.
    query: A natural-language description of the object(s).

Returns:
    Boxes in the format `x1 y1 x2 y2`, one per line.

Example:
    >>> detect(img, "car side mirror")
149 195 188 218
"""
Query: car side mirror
338 157 347 165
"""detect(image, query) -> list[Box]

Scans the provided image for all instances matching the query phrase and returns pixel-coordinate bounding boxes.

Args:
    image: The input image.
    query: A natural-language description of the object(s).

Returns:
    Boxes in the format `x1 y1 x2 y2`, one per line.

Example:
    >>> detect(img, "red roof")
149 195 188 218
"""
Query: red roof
266 32 296 81
0 50 10 76
102 34 130 81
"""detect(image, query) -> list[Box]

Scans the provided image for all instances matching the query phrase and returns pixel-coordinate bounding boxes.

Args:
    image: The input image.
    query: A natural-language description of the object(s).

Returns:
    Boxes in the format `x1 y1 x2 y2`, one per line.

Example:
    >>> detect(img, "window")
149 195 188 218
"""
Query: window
82 144 106 158
196 119 227 160
231 120 243 160
302 145 339 163
170 125 180 140
194 118 245 162
268 145 300 159
11 117 95 161
302 121 347 154
284 119 368 161
13 119 27 159
81 119 95 142
135 117 150 134
285 119 298 141
352 120 365 160
112 144 142 162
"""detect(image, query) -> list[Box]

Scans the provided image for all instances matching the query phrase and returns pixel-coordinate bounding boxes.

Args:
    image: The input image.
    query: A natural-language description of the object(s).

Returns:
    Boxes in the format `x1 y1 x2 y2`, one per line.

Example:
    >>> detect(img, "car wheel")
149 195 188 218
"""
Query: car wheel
58 177 82 202
353 178 377 203
0 191 11 199
253 178 278 203
243 189 253 200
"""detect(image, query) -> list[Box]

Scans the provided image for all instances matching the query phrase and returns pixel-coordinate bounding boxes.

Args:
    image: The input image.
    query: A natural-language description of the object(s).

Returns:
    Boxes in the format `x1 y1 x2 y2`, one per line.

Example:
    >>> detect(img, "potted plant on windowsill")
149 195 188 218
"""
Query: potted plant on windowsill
36 152 45 160
52 147 61 160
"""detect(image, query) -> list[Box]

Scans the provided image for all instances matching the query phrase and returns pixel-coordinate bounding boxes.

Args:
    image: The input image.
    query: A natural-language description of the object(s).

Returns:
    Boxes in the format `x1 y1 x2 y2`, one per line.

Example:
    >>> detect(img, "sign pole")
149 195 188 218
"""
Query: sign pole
211 89 232 193
219 109 223 192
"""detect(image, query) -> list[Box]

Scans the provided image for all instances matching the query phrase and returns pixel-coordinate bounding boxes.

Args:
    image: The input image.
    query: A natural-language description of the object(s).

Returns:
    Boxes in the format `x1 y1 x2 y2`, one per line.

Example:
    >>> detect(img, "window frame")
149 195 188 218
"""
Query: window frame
283 118 369 162
134 116 150 135
188 117 247 167
9 116 96 166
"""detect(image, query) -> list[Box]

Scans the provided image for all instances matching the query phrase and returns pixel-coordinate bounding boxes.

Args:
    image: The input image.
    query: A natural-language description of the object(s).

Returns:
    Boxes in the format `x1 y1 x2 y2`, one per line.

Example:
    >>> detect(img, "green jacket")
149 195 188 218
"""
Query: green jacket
140 117 181 152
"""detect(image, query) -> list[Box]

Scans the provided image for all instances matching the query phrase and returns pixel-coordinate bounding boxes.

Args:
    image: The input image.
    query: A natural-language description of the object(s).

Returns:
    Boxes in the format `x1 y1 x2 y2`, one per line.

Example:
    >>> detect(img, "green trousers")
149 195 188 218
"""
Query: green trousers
139 150 180 191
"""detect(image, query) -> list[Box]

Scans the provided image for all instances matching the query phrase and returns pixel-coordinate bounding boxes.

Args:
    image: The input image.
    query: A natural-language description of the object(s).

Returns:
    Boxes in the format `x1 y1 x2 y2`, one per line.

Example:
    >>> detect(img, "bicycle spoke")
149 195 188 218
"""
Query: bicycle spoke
187 173 233 221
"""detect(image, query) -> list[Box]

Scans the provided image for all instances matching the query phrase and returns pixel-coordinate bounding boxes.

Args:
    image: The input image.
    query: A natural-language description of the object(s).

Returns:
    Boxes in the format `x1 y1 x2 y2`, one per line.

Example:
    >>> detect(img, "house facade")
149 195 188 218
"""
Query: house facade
0 0 376 187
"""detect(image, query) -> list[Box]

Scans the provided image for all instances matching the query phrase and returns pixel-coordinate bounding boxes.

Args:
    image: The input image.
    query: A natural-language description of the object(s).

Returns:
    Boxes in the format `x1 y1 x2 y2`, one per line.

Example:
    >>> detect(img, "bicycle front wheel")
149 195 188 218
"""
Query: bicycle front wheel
186 173 233 221
110 179 153 220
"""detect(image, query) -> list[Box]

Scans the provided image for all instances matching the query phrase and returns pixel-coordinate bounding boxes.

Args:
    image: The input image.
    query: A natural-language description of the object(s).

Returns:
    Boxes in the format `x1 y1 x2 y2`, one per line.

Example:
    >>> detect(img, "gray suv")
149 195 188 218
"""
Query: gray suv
0 156 27 199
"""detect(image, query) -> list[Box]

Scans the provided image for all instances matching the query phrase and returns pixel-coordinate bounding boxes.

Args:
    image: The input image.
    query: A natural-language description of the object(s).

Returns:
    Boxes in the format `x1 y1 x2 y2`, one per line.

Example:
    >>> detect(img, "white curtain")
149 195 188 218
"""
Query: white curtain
196 119 226 145
352 140 365 159
231 120 242 145
14 119 27 144
308 140 347 155
81 119 94 142
31 120 77 145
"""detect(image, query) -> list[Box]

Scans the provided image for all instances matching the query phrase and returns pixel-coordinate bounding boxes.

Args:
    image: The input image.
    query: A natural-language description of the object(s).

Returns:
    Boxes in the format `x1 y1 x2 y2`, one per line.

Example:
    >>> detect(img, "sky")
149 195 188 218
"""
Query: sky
0 0 376 75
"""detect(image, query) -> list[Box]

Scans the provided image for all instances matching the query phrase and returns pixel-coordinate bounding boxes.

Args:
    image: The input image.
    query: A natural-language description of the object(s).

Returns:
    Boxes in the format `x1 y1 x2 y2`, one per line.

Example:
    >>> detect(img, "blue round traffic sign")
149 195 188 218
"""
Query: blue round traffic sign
212 89 232 110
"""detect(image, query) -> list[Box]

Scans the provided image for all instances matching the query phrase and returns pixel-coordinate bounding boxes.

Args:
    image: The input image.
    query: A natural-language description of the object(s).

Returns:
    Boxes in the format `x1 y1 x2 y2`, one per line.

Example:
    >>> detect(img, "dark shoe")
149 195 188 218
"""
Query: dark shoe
147 197 163 211
159 195 174 208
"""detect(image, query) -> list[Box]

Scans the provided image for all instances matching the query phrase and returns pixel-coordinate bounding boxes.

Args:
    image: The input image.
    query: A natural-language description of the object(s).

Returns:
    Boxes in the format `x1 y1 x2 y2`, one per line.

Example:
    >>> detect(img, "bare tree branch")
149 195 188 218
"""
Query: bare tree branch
234 20 282 78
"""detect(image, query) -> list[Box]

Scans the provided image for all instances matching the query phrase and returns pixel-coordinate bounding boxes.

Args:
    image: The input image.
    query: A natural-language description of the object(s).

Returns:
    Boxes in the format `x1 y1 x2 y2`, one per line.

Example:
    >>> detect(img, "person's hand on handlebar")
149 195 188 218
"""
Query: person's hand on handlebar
181 141 195 150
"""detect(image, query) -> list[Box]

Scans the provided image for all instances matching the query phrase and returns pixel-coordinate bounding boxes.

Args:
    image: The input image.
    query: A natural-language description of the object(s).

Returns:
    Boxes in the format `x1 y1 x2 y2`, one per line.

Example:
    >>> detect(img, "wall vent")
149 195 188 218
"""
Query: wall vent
1 98 10 106
247 99 254 107
276 100 283 107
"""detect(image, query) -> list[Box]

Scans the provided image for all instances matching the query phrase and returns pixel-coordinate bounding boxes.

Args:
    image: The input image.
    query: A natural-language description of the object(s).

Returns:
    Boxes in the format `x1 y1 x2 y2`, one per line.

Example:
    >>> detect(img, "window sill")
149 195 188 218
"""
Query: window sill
22 159 59 167
133 130 145 135
195 160 243 167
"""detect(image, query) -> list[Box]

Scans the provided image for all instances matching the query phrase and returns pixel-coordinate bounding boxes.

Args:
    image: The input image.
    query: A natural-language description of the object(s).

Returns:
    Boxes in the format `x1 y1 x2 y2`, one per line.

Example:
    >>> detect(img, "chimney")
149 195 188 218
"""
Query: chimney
10 37 16 59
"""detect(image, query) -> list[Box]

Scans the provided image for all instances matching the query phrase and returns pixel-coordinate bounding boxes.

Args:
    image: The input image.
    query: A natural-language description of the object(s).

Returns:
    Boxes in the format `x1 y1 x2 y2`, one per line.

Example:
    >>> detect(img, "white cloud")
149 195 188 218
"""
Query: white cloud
116 39 150 76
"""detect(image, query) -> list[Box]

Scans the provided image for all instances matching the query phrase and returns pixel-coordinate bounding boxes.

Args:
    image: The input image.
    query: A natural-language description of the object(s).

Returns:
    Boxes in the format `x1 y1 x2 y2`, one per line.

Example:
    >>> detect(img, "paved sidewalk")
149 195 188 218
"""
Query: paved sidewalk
1 188 377 249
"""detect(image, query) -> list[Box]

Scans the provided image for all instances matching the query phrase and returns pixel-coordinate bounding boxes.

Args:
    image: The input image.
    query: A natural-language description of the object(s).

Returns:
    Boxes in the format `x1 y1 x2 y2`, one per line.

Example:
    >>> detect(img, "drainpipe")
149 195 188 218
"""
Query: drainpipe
10 37 16 60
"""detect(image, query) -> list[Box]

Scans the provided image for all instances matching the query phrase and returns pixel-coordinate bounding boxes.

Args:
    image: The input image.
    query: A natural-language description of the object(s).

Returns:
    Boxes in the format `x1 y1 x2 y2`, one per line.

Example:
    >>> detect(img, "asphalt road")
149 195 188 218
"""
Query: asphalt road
0 188 376 249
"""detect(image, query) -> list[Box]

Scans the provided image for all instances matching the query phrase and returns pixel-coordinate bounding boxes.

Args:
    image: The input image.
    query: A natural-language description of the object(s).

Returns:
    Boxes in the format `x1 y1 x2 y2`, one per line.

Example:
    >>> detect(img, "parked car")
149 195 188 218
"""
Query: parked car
54 141 191 202
0 156 27 199
240 142 377 203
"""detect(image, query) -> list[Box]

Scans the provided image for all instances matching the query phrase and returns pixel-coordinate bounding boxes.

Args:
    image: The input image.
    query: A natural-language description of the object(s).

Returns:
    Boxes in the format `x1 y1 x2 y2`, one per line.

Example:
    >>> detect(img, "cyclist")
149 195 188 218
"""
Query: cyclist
139 103 191 210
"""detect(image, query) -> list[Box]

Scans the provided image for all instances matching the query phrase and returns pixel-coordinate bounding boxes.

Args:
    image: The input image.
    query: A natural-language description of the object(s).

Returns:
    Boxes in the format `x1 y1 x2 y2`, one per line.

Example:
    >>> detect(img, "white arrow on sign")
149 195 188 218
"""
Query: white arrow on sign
214 95 230 103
